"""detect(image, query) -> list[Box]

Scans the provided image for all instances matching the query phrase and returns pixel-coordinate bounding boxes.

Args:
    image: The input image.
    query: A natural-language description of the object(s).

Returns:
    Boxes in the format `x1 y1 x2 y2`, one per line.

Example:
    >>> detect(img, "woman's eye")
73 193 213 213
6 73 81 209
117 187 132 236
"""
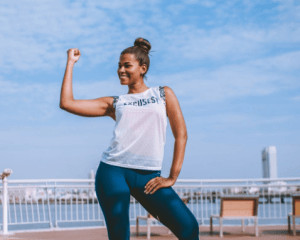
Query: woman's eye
118 63 132 69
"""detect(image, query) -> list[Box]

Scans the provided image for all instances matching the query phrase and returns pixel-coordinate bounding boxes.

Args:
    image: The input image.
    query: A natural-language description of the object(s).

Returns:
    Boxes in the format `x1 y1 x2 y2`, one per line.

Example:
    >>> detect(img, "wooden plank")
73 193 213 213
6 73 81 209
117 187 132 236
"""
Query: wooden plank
294 199 300 216
221 200 255 217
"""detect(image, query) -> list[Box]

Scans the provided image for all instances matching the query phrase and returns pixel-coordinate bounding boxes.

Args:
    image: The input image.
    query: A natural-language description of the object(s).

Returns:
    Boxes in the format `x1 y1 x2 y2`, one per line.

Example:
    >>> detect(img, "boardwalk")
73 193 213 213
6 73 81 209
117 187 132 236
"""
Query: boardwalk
0 226 298 240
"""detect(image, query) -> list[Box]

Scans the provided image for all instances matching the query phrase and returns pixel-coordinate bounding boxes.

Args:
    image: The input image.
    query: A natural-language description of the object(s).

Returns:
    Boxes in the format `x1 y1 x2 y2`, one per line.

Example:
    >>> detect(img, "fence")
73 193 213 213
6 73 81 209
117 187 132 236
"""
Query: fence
1 175 300 234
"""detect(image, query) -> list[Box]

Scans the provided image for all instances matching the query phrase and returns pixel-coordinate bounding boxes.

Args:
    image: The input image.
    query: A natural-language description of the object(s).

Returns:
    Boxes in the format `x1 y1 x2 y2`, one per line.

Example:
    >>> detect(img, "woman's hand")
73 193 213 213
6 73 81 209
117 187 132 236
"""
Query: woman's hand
67 48 80 63
144 176 176 195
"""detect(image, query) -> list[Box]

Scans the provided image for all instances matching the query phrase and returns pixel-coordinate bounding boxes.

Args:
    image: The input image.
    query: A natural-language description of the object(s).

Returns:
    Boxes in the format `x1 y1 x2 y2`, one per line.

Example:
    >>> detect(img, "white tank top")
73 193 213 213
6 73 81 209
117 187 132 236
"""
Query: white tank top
101 86 167 170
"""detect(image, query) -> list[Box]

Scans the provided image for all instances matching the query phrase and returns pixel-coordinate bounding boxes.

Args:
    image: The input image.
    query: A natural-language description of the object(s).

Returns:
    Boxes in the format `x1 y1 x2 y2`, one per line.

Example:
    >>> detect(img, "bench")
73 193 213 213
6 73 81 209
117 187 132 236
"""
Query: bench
288 195 300 236
136 213 171 239
136 198 188 239
210 196 259 237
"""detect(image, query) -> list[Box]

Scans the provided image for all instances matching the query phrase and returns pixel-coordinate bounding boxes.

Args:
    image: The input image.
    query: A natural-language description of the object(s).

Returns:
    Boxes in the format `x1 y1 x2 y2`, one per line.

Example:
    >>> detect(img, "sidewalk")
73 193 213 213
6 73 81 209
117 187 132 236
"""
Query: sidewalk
0 225 298 240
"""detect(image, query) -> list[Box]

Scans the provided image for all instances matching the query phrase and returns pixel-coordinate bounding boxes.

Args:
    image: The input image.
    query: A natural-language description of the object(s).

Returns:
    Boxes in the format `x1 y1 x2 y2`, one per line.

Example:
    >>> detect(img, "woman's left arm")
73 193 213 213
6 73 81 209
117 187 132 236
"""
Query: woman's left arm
144 86 187 194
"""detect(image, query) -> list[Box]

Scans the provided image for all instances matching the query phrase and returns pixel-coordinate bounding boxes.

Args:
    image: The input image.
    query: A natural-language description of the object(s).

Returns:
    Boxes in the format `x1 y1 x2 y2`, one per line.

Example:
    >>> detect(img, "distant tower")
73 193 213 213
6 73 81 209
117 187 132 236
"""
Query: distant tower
89 169 95 179
262 146 278 178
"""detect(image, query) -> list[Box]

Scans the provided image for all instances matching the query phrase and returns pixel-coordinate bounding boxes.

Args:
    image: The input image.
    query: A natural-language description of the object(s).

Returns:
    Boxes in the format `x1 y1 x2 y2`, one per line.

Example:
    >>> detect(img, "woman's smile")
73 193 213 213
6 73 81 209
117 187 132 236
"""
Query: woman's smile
118 53 144 85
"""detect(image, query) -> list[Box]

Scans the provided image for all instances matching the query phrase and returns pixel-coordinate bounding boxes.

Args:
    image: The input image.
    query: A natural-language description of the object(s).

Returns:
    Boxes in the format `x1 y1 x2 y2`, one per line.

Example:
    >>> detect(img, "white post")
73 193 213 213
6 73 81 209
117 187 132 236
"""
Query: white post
2 176 8 235
1 169 12 235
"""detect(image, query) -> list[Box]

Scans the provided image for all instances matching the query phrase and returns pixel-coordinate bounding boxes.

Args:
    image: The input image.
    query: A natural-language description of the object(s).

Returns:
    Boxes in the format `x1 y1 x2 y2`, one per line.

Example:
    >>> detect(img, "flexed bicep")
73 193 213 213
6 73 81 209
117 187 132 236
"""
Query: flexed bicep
60 48 115 119
60 97 115 118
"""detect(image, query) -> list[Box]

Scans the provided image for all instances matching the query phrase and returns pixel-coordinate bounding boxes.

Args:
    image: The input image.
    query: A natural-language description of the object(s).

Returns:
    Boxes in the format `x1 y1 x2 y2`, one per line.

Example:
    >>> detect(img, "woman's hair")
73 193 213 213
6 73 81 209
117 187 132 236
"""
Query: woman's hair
121 38 151 77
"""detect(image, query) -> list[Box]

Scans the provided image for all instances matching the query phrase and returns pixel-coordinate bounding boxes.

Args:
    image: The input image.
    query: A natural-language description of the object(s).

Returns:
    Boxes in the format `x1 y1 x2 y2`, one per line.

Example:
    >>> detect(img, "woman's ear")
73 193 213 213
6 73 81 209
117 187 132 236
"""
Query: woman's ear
140 64 147 76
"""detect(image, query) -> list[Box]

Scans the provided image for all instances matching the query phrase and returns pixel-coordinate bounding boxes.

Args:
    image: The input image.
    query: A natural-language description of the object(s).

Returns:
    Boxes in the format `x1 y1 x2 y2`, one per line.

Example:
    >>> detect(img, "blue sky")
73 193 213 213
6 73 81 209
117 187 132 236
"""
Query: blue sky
0 0 299 180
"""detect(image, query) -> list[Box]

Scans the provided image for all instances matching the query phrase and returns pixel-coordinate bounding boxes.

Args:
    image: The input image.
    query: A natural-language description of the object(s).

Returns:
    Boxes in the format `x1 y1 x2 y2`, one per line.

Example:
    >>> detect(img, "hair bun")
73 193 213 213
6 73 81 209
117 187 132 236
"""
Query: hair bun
134 38 151 54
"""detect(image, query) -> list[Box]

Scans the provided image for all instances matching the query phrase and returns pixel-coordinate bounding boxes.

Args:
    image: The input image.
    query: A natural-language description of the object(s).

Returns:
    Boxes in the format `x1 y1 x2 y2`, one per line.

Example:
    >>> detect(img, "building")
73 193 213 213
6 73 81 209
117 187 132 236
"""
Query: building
262 146 278 178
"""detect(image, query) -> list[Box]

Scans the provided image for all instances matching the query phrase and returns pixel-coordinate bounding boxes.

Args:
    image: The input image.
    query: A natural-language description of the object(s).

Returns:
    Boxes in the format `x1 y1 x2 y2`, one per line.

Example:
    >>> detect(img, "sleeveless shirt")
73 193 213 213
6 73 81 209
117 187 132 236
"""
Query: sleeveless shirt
101 86 167 170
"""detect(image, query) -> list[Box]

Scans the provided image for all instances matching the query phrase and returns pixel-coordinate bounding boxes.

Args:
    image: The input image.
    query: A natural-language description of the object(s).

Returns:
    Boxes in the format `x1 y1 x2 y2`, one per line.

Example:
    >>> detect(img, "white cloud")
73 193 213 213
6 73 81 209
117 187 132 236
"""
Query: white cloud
162 23 300 64
0 0 299 74
249 51 300 72
152 50 300 103
0 0 153 72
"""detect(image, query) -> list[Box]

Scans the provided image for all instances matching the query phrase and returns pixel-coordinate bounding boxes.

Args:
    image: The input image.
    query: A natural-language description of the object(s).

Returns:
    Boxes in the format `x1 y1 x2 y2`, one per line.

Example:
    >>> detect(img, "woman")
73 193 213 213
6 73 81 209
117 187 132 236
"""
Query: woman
60 38 199 240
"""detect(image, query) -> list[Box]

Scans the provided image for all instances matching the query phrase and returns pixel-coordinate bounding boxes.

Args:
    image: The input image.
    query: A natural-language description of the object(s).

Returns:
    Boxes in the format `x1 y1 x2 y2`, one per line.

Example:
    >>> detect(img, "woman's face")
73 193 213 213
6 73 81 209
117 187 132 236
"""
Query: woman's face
118 53 146 85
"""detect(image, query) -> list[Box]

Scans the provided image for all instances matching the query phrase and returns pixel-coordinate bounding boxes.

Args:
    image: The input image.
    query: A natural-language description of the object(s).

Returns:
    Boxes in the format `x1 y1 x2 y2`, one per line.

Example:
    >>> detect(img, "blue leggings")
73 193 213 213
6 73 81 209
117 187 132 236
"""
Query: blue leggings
95 162 199 240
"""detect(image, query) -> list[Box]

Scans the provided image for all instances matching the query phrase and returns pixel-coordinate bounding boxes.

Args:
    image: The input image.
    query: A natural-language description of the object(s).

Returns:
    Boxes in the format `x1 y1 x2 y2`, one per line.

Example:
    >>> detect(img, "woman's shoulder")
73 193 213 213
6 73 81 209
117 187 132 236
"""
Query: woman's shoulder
154 86 174 105
158 86 174 95
159 86 178 105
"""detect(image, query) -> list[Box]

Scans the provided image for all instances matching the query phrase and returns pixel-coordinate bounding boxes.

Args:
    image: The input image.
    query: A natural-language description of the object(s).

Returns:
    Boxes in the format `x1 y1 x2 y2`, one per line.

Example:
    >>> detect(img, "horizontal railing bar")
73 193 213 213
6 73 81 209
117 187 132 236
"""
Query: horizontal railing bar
56 220 105 223
5 185 299 191
8 179 94 184
6 183 300 188
7 185 95 189
7 221 50 225
6 177 300 185
176 177 300 183
173 184 300 188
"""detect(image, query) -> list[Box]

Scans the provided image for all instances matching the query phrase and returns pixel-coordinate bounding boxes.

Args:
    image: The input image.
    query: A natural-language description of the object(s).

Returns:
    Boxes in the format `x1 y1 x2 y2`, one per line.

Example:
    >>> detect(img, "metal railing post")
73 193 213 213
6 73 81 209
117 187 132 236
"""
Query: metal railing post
54 182 58 228
45 183 53 229
2 176 8 235
1 169 12 235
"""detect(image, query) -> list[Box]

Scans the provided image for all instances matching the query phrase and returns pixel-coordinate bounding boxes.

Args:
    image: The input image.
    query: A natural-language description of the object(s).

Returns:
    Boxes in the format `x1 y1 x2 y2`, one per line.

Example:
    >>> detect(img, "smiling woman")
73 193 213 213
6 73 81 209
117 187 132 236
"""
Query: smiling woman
59 38 199 240
119 37 151 82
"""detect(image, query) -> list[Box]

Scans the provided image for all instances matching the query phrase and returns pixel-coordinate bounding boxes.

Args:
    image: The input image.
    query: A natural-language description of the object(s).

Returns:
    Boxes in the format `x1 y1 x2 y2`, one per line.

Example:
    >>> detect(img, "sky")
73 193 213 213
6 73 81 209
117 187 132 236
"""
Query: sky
0 0 299 180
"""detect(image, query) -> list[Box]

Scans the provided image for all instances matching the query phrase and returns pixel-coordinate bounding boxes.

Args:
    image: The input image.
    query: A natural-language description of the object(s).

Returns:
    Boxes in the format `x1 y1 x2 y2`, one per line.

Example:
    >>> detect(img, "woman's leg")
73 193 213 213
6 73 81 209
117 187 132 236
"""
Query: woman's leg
129 170 199 240
95 162 131 240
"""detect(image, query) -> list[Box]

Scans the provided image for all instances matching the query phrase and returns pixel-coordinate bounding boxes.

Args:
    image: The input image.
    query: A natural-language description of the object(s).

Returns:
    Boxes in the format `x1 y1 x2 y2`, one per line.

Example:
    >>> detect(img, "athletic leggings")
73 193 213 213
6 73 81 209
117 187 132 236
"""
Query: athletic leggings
95 161 199 240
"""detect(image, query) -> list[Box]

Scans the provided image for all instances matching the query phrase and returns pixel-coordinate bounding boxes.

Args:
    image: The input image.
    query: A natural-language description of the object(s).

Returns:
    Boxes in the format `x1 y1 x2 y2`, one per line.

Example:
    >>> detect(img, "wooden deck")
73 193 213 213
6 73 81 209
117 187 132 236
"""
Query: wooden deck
0 225 298 240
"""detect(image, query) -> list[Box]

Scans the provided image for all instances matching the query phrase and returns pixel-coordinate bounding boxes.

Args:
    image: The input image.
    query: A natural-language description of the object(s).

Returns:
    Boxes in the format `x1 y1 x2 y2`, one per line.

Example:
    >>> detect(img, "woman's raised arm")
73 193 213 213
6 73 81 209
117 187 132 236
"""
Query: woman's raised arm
60 48 115 119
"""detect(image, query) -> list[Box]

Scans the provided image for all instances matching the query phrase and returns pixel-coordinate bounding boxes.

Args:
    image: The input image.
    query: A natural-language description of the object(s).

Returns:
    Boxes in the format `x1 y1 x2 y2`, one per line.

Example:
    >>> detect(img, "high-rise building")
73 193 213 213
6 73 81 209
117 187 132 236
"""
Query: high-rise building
89 169 95 179
262 146 277 178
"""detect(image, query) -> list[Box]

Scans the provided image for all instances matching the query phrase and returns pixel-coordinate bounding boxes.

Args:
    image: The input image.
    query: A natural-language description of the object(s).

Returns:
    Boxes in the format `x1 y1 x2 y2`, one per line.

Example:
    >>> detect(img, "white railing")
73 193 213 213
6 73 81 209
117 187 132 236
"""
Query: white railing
1 174 300 234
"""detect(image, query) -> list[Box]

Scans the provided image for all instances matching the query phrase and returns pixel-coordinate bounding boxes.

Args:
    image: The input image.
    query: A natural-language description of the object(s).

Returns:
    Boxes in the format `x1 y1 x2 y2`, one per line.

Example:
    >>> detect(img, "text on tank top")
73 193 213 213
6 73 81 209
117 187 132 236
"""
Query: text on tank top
101 86 167 170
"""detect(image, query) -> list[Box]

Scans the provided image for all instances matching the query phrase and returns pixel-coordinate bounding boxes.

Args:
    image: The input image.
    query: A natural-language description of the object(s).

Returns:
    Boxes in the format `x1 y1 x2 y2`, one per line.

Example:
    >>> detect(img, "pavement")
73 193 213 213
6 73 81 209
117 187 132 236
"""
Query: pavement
0 225 299 240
